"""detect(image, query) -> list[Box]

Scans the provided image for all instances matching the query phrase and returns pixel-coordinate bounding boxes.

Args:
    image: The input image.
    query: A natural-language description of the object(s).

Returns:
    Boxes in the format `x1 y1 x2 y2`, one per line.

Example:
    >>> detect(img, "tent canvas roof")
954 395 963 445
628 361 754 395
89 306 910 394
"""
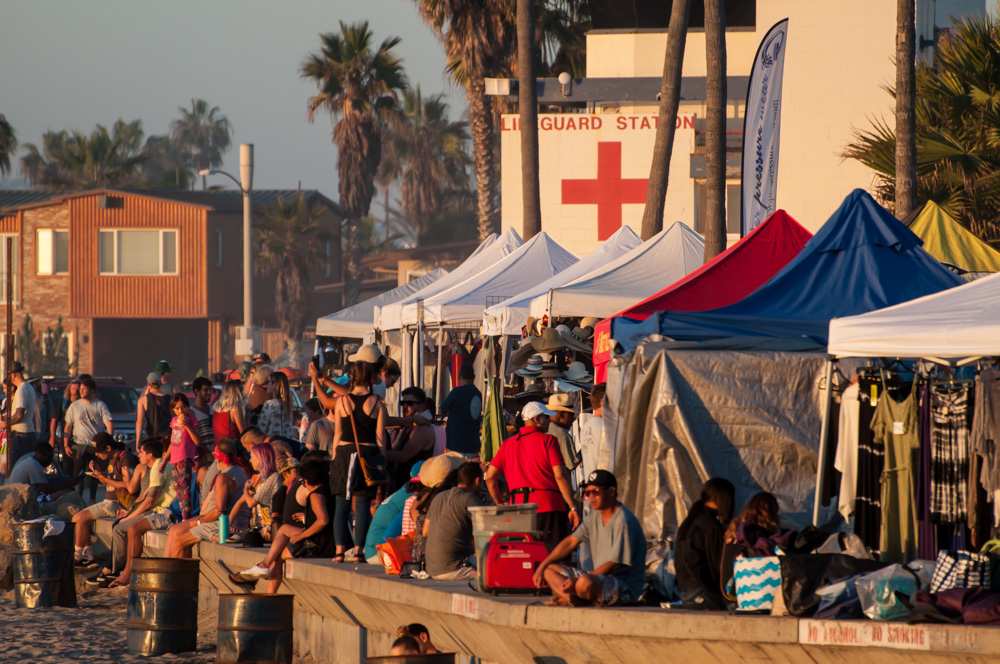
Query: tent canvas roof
624 189 963 348
375 229 522 330
528 222 704 320
316 269 447 339
482 226 641 336
829 269 1000 359
909 200 1000 274
594 210 812 381
400 231 577 326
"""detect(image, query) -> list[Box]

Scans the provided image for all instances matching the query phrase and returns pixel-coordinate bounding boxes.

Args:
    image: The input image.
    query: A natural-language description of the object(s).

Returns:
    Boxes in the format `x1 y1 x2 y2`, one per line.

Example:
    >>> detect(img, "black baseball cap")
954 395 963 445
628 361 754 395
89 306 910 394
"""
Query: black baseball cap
581 469 617 490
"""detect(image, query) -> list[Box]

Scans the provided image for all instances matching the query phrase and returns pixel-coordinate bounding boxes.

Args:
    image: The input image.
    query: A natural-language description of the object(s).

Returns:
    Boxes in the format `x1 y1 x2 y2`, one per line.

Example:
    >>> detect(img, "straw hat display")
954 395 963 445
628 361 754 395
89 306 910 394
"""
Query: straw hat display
546 392 576 414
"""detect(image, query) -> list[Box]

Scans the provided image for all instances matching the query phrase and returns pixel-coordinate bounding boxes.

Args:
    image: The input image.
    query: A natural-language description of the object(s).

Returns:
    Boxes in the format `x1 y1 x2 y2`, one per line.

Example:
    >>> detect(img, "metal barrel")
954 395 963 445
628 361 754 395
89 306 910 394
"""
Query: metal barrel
126 557 200 656
217 593 294 664
12 520 76 609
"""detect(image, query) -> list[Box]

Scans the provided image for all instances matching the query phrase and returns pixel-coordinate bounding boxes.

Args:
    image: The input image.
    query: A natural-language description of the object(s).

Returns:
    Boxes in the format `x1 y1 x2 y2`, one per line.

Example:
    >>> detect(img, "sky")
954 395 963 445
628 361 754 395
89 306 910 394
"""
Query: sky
0 0 466 198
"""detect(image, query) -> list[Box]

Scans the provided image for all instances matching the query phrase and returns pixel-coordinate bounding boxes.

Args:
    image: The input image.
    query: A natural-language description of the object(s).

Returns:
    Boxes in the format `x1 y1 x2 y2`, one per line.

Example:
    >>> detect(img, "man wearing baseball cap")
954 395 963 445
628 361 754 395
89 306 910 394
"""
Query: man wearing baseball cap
484 401 579 552
532 469 646 607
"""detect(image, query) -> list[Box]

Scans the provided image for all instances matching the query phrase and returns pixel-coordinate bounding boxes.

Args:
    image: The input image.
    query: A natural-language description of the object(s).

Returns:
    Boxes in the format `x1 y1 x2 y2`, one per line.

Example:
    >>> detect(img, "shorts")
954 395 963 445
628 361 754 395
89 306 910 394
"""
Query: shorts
79 499 120 520
144 511 173 530
190 520 220 542
553 565 625 606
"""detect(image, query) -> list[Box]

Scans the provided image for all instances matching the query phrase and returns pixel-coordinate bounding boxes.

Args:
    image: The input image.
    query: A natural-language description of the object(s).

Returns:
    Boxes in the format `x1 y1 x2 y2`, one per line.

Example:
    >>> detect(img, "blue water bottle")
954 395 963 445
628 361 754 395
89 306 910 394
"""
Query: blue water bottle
218 514 229 544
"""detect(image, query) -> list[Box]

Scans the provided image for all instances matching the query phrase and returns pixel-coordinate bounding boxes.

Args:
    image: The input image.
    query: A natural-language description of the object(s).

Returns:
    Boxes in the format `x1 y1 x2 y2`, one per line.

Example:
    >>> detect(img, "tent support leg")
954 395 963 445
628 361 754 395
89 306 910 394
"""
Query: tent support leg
434 326 445 411
812 357 836 526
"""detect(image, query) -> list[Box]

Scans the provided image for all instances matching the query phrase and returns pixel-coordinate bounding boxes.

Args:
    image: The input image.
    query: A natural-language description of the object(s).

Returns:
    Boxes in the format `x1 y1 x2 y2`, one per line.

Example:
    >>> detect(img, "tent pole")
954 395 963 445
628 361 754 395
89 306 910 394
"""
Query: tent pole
434 325 445 412
812 357 836 526
417 300 425 391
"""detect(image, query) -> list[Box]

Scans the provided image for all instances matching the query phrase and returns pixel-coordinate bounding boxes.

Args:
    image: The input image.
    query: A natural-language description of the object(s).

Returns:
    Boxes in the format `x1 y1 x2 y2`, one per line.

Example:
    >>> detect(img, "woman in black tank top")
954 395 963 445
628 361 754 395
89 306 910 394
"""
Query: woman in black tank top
329 361 387 562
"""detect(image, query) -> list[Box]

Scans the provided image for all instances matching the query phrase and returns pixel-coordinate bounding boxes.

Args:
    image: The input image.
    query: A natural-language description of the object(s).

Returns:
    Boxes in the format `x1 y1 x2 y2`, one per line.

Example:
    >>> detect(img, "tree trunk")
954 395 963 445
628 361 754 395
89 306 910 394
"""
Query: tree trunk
895 0 917 220
640 0 691 240
466 79 500 241
343 220 362 307
517 0 542 239
332 218 345 310
703 0 727 261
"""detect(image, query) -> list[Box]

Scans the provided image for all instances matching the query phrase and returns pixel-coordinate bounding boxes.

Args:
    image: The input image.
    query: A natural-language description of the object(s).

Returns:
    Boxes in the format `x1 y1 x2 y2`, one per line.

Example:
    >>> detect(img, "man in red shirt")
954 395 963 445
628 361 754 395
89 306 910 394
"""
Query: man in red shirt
485 402 579 551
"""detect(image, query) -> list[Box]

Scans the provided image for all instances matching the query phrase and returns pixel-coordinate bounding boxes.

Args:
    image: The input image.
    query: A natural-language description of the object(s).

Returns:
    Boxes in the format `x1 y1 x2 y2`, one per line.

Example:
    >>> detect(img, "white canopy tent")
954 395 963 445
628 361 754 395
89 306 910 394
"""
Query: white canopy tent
374 229 522 331
528 221 704 320
399 231 577 327
315 269 447 340
828 270 1000 359
481 226 641 336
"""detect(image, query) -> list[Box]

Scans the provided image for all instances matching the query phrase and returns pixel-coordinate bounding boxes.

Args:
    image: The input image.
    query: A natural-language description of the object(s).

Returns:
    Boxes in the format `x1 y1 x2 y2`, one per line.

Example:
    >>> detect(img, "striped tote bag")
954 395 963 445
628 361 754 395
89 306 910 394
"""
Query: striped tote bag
734 556 783 611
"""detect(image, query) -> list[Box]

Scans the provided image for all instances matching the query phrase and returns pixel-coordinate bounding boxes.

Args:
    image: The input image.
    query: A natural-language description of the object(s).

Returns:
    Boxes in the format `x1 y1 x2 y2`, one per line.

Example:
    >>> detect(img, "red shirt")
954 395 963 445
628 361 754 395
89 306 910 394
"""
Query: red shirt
491 426 566 514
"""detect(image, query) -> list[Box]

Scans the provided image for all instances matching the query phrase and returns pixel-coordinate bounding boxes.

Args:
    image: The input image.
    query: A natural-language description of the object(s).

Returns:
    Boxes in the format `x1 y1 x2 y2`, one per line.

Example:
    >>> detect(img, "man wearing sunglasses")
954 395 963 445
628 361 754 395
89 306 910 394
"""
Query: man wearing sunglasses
532 470 646 607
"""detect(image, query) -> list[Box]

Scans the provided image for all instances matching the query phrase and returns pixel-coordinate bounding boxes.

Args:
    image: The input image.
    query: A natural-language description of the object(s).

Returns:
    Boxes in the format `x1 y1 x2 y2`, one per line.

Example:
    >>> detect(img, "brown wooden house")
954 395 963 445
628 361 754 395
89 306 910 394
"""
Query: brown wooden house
0 188 343 384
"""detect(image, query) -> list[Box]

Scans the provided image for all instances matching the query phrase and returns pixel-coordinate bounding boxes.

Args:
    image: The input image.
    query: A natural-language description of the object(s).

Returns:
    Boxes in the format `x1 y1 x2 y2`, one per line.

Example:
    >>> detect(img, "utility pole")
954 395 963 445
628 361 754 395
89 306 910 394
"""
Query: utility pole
238 144 255 358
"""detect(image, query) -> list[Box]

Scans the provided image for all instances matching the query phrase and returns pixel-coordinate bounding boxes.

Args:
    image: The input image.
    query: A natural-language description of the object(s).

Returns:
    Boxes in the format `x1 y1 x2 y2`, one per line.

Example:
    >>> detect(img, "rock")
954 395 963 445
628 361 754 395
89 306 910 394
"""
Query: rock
0 483 41 591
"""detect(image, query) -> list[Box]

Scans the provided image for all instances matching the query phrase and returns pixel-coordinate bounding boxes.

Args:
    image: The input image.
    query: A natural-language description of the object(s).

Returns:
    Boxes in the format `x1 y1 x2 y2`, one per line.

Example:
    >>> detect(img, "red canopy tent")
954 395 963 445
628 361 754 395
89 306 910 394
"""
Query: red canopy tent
592 210 812 382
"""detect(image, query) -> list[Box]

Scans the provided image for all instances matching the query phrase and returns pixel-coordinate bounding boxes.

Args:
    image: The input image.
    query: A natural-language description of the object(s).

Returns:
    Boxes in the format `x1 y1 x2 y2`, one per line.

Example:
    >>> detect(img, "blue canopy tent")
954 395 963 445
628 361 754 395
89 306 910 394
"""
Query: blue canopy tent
614 189 963 351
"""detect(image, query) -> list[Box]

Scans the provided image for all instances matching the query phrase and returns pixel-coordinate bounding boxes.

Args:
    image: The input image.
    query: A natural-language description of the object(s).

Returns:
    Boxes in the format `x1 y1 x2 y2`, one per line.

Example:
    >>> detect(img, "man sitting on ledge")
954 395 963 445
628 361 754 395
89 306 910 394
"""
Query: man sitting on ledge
532 470 646 606
424 462 486 581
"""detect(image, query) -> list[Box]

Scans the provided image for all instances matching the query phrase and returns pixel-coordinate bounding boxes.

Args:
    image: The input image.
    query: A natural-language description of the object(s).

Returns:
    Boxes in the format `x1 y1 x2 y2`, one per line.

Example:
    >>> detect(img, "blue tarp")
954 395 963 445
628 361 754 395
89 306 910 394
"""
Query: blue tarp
616 189 963 350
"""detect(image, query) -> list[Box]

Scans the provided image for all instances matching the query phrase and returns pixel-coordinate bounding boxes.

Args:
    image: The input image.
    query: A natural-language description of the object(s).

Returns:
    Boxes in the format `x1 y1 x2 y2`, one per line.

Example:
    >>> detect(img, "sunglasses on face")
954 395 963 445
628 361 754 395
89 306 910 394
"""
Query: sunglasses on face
582 488 603 497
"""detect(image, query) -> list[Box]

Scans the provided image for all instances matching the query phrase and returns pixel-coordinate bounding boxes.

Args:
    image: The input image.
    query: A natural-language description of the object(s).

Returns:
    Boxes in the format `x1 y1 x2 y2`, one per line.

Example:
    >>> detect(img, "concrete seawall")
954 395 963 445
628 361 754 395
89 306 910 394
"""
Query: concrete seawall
105 524 999 663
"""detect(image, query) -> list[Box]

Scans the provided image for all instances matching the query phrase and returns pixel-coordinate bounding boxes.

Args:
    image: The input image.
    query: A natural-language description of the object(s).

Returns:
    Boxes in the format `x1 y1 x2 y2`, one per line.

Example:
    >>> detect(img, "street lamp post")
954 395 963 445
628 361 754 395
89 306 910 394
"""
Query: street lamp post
200 143 255 359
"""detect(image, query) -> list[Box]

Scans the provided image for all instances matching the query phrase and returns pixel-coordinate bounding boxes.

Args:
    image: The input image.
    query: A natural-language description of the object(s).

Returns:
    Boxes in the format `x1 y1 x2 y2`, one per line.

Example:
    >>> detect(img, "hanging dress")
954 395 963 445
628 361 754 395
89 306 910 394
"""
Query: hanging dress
871 381 919 563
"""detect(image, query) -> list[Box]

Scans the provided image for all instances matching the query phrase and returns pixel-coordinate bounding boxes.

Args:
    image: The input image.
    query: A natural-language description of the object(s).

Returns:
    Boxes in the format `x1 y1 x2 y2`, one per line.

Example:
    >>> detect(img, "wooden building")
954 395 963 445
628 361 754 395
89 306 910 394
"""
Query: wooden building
0 188 343 384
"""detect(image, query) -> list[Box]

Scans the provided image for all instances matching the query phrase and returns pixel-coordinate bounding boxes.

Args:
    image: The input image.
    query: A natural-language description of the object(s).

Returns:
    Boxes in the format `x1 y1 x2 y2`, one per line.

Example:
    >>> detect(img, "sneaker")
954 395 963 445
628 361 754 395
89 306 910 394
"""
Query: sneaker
238 564 269 579
84 574 109 587
74 556 95 568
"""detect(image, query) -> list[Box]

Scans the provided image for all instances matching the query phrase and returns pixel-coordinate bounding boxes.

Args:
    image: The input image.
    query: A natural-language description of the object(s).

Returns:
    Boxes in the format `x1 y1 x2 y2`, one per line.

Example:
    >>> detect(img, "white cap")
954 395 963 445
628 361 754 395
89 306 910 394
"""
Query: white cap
521 401 555 421
348 343 384 364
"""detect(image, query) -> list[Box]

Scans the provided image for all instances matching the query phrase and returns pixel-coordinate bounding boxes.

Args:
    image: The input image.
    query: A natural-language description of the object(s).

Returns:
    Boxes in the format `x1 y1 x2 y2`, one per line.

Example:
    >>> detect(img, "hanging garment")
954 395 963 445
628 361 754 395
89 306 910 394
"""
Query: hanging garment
834 383 861 521
972 369 1000 528
929 383 971 524
872 381 919 563
918 380 936 560
854 378 884 550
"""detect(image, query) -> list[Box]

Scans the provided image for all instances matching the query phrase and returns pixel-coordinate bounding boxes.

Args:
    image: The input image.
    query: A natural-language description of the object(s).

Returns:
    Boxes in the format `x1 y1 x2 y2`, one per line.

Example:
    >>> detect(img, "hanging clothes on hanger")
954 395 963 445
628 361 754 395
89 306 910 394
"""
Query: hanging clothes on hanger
834 382 861 521
854 375 884 550
871 376 919 563
972 367 1000 530
917 378 936 560
928 380 971 525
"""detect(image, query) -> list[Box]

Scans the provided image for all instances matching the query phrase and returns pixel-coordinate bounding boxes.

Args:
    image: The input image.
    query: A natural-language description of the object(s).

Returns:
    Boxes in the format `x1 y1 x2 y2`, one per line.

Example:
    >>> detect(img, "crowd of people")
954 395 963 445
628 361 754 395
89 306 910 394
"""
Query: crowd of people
1 334 801 620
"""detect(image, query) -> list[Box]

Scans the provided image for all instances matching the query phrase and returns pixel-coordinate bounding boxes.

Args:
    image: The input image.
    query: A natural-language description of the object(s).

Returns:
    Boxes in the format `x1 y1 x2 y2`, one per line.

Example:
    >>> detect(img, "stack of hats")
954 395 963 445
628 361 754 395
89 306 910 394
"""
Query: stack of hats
554 361 594 393
516 354 545 378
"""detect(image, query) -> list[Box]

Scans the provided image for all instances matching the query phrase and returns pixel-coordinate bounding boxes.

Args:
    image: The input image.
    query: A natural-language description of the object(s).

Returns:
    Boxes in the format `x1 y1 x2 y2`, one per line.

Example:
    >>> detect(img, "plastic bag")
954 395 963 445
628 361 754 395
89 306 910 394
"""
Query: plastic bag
855 562 932 621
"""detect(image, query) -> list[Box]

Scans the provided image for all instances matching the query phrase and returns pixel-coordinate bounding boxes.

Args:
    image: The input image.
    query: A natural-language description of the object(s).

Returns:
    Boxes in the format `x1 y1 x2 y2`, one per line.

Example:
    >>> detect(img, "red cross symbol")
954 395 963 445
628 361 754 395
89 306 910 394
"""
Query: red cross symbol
561 142 648 240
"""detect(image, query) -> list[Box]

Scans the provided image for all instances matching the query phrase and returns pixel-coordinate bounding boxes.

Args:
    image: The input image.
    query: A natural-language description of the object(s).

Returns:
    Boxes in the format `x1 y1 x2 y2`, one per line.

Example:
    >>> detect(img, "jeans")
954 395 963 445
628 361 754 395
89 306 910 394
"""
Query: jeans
333 495 372 552
71 443 98 502
9 432 38 469
111 511 149 573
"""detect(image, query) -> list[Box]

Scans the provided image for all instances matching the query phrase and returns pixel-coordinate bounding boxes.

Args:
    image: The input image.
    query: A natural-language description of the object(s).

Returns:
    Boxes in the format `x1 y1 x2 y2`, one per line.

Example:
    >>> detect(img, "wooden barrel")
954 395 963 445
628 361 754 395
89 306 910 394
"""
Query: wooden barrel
12 520 76 609
126 557 200 656
217 593 294 663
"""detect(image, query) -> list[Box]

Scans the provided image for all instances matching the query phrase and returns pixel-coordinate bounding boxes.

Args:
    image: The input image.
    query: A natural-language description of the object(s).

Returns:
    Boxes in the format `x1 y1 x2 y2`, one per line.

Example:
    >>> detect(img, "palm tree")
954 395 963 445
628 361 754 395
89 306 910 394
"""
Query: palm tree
256 193 331 367
895 0 917 220
20 119 146 188
0 114 16 178
301 21 407 305
844 16 1000 240
300 21 407 305
517 0 542 238
389 87 471 243
170 98 232 190
702 0 727 260
142 135 191 189
640 0 691 240
416 1 513 241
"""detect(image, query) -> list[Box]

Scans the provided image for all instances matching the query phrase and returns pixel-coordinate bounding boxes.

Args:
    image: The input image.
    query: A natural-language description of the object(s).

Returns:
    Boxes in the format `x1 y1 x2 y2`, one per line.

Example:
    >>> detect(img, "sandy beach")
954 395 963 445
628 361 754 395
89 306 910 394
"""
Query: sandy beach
0 587 216 664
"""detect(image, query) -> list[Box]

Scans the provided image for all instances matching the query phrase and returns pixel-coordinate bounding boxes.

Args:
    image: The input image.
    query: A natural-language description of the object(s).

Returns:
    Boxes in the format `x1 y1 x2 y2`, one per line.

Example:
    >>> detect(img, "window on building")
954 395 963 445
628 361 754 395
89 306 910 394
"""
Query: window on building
216 229 224 268
0 234 19 304
37 229 69 275
689 1 756 29
693 182 743 236
98 229 179 275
